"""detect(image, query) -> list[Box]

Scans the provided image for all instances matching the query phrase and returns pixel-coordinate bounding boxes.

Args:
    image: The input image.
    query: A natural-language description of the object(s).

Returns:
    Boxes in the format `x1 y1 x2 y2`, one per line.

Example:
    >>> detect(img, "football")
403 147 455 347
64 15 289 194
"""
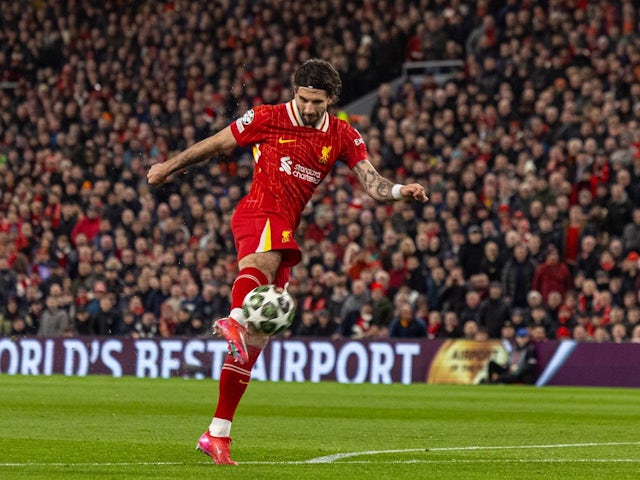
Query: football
242 284 295 335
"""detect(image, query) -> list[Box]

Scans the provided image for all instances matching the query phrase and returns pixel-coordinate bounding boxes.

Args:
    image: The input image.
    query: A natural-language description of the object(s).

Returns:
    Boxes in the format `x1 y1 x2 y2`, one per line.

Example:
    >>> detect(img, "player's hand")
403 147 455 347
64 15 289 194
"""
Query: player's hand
400 183 428 203
147 163 170 185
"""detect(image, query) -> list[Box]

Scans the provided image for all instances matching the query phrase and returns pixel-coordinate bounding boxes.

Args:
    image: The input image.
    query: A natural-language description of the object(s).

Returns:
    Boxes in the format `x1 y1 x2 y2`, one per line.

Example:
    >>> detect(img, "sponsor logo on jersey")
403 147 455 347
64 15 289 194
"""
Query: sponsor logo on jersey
354 137 364 146
293 164 321 184
278 137 296 144
278 156 321 184
279 156 293 175
319 145 332 164
281 230 292 243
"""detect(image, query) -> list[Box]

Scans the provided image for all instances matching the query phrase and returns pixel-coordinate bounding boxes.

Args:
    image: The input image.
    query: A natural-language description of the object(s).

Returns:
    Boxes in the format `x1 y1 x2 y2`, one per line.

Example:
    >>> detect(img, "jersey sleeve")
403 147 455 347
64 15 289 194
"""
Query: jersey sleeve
230 105 271 147
339 123 368 169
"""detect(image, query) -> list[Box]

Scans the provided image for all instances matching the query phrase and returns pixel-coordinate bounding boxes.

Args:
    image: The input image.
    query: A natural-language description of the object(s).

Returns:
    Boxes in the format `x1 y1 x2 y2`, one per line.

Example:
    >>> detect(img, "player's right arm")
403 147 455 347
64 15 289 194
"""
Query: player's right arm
147 126 238 185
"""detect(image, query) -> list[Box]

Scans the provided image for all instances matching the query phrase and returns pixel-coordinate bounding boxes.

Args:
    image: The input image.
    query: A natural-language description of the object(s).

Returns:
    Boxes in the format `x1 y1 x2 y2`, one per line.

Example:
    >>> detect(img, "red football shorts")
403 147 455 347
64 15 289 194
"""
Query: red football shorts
231 208 301 288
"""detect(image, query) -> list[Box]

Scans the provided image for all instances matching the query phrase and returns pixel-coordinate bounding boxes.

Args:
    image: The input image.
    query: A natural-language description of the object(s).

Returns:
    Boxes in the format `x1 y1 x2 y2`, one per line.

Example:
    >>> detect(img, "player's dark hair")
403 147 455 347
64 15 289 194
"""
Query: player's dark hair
293 59 342 100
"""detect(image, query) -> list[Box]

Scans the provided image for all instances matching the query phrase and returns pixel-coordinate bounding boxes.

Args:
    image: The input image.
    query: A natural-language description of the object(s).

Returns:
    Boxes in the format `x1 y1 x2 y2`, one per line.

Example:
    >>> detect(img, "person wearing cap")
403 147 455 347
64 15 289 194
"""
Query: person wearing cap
369 281 394 337
486 327 538 384
72 305 92 336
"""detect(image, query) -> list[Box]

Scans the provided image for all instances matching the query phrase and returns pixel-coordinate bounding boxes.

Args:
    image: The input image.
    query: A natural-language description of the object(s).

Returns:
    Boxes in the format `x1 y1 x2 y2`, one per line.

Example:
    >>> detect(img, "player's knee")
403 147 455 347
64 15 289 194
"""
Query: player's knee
239 252 282 282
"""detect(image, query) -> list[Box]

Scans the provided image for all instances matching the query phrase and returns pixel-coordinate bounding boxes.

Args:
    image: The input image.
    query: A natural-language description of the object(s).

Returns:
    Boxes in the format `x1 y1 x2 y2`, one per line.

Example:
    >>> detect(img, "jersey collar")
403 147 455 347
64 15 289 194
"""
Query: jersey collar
286 100 330 132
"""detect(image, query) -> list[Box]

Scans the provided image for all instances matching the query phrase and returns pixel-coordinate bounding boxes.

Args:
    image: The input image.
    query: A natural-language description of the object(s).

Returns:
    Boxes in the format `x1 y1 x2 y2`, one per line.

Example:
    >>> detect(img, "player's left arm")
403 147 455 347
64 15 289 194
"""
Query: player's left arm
353 159 428 203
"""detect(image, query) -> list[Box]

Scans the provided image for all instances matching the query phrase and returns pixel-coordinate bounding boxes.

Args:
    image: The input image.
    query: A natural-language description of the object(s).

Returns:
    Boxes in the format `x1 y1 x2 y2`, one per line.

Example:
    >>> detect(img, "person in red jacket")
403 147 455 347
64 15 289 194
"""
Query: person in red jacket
70 205 101 246
532 245 573 303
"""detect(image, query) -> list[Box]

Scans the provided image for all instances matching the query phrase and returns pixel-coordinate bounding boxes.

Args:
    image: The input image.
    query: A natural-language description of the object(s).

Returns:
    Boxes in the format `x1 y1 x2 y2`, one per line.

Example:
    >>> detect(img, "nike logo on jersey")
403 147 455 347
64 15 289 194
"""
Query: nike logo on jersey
278 137 296 144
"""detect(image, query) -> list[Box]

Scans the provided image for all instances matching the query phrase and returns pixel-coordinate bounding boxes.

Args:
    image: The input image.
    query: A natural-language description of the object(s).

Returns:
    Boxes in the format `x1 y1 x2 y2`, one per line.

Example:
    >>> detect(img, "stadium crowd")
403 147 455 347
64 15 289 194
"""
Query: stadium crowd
1 0 640 345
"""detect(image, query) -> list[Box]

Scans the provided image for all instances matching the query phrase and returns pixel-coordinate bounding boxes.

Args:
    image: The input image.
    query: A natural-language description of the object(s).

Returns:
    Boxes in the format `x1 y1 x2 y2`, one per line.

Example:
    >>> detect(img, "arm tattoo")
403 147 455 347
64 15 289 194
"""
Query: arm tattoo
353 161 396 201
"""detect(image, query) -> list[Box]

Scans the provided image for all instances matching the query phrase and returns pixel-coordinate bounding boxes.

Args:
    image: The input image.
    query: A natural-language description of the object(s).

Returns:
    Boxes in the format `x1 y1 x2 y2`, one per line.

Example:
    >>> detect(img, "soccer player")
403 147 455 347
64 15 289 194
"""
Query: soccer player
147 59 428 465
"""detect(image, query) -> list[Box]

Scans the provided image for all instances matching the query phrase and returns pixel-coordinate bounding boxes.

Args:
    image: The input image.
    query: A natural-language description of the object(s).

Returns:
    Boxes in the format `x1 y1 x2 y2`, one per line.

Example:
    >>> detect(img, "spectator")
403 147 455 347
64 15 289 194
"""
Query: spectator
387 250 408 297
438 310 462 339
460 289 482 325
91 294 121 336
339 279 370 324
530 324 549 343
70 205 102 246
38 294 70 338
118 311 139 337
501 243 537 308
0 296 22 335
605 184 633 238
294 311 317 337
72 305 92 336
369 282 394 337
0 256 17 306
314 310 337 337
462 320 479 340
531 245 573 303
610 322 628 344
477 282 511 339
301 282 329 314
479 240 504 283
622 208 640 255
135 312 158 339
593 326 611 344
529 306 554 339
459 225 485 277
439 266 468 314
499 321 516 347
620 252 640 295
426 310 443 339
350 303 374 339
630 324 640 344
575 235 599 278
486 328 538 385
389 303 427 338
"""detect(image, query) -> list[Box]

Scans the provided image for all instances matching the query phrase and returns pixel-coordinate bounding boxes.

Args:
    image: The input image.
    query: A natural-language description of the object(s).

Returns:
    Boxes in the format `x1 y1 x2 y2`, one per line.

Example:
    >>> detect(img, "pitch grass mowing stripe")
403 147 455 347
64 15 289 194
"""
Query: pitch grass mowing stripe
3 441 640 467
3 460 640 466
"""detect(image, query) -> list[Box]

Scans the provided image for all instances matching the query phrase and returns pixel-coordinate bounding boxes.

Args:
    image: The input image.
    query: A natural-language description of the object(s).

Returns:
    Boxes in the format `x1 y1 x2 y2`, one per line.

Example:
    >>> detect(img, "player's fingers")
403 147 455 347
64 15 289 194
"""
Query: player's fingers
407 184 428 202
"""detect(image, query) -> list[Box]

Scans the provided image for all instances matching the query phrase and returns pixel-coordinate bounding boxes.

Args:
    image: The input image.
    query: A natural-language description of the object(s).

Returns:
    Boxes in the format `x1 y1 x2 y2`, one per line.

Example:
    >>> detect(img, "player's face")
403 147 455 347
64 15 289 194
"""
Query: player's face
295 87 332 126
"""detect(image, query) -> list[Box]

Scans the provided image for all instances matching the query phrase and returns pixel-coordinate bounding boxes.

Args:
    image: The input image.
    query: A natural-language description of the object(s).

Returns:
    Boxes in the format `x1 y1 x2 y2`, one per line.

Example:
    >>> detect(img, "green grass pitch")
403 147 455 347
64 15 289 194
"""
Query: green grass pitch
1 375 639 479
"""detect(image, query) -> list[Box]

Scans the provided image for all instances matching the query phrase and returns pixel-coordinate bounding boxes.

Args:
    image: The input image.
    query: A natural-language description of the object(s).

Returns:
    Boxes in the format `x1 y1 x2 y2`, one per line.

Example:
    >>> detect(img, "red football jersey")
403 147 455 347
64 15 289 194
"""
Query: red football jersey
230 100 367 227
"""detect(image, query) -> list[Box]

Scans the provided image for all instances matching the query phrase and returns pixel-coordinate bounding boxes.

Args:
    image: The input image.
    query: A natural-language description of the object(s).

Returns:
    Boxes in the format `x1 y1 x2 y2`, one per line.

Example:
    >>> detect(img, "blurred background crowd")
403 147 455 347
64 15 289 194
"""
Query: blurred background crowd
1 0 640 345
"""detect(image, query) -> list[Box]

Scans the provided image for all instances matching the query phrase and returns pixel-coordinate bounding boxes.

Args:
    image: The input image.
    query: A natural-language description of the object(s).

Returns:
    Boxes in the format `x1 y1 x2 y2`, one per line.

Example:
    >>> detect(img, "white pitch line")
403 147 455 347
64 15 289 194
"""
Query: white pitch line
304 441 640 464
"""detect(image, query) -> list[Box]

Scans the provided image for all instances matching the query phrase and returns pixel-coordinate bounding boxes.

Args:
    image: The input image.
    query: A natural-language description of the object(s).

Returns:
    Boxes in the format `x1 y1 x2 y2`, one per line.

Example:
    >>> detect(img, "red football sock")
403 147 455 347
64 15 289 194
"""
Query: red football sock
231 267 269 309
214 345 262 421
